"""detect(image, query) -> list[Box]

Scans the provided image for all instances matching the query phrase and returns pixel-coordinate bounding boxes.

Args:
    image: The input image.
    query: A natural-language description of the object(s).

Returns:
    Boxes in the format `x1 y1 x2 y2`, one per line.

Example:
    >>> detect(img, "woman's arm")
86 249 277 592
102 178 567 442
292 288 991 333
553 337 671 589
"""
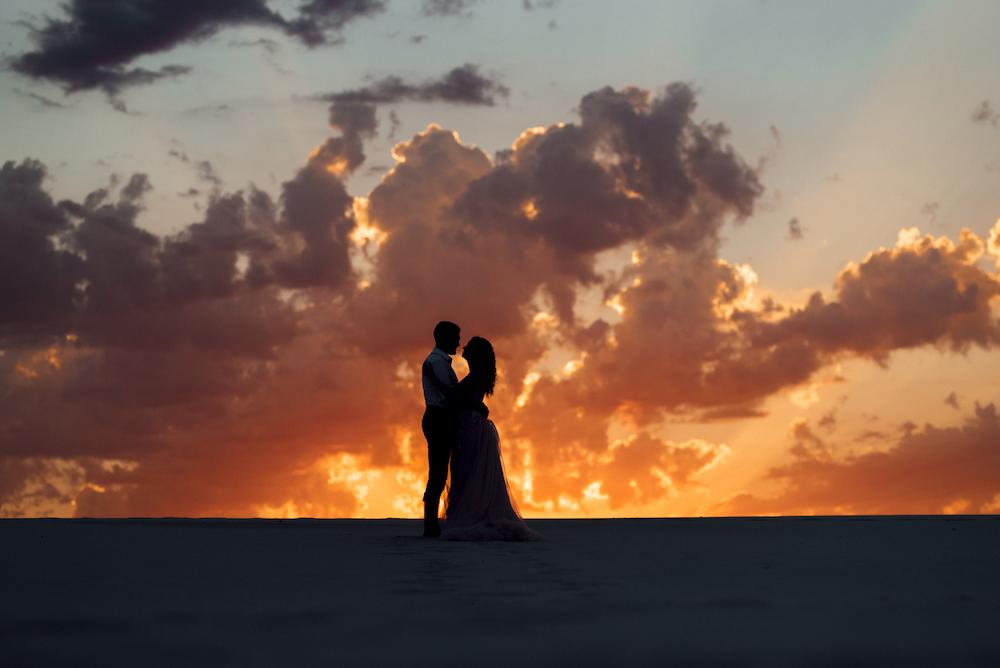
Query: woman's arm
455 376 490 418
422 364 488 416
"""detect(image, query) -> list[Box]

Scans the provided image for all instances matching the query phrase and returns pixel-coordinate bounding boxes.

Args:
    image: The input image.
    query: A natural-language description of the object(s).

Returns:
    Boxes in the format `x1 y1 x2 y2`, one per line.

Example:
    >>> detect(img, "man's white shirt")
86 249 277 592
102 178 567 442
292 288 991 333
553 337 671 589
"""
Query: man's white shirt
422 347 458 408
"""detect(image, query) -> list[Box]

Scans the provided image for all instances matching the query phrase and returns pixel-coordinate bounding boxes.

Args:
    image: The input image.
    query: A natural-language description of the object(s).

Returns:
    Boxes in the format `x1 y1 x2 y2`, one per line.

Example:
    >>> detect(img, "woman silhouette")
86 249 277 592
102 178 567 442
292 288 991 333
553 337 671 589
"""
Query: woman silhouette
441 336 539 541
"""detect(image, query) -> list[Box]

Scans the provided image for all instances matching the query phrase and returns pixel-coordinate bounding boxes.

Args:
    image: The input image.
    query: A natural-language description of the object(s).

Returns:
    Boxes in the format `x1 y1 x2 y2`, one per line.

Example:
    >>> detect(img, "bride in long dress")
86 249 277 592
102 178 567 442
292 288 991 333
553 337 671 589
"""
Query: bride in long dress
441 336 540 542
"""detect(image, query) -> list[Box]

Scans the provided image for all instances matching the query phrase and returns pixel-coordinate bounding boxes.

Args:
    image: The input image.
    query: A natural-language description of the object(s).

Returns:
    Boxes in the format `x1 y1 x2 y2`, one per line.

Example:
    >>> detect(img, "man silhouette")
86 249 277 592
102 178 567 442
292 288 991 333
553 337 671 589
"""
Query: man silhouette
420 321 461 538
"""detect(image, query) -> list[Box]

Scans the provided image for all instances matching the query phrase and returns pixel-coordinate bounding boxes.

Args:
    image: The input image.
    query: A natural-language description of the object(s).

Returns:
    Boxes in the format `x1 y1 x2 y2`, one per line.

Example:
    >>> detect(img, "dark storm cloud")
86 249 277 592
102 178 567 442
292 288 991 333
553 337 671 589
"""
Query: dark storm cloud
320 64 509 106
9 0 386 97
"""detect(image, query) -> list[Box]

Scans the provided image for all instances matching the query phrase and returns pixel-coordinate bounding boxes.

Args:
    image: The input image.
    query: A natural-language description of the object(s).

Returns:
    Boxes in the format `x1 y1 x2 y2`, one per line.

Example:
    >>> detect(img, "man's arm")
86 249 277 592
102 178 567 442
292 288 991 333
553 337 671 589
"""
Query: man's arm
422 359 489 418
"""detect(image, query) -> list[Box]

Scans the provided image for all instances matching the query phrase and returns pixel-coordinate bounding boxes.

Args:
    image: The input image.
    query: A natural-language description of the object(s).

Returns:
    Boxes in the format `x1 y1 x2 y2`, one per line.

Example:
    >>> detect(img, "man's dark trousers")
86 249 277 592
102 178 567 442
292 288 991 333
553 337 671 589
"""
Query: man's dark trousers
422 405 455 535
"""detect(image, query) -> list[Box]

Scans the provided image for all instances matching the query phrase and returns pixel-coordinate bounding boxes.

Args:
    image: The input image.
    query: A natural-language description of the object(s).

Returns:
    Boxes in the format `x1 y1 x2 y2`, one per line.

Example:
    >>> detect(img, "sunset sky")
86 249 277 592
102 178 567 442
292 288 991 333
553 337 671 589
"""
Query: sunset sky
2 0 999 518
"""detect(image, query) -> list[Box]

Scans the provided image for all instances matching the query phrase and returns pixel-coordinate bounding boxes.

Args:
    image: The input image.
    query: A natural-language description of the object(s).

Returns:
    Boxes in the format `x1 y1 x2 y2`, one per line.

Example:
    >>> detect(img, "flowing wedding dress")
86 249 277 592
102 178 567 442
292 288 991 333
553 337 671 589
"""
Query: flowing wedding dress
442 380 540 542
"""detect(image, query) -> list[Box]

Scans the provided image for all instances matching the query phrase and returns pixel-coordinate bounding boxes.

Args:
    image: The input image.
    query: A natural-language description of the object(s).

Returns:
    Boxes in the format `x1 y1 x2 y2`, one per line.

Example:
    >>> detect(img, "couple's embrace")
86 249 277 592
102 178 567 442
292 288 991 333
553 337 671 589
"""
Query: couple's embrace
420 321 540 541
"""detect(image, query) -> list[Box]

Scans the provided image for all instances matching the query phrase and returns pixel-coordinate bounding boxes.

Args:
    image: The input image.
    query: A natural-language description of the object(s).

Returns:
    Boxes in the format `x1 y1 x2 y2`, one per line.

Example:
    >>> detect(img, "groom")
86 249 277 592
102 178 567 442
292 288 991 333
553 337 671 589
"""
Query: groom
420 321 462 538
420 321 490 537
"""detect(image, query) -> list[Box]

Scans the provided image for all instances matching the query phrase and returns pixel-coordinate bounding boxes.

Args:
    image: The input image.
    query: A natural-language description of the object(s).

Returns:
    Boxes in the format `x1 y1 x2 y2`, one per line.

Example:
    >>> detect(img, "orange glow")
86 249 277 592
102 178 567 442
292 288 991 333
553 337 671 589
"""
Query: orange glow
511 125 548 153
514 372 542 409
324 156 350 177
605 293 626 316
5 78 999 523
115 228 990 522
15 364 38 379
349 198 388 248
531 311 557 331
988 218 1000 269
521 199 539 220
712 259 758 320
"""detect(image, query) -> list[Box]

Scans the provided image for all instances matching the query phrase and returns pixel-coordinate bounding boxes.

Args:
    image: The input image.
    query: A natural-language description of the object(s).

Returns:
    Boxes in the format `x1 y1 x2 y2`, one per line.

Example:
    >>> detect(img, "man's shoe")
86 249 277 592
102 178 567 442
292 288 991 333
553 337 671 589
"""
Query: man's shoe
423 502 441 538
423 520 441 538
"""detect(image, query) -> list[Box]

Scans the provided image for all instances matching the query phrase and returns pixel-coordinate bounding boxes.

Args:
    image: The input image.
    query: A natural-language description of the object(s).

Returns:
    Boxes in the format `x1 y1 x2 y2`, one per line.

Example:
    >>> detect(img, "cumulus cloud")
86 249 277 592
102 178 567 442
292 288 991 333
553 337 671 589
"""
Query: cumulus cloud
720 403 1000 515
751 228 1000 363
2 80 999 518
9 0 385 103
0 159 85 335
0 97 398 516
0 99 369 333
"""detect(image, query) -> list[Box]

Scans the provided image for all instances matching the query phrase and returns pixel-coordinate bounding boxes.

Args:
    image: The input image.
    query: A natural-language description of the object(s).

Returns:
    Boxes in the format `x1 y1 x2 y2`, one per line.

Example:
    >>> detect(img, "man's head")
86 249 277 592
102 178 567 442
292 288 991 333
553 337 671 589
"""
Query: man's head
433 321 461 355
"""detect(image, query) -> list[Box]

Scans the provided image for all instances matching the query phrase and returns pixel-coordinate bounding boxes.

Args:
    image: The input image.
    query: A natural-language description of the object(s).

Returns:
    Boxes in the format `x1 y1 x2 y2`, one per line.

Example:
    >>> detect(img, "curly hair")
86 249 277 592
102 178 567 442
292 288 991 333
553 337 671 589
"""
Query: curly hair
464 336 497 396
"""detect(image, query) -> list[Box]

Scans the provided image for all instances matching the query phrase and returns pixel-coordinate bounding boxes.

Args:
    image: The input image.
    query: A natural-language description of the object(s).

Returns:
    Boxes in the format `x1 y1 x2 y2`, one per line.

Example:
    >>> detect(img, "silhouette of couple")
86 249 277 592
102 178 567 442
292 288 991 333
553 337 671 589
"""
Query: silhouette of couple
421 321 539 541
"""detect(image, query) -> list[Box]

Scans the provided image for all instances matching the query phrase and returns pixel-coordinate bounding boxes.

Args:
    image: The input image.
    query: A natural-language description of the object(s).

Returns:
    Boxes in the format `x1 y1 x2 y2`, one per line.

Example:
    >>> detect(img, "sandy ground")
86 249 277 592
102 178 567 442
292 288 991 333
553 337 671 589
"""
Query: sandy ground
1 517 998 667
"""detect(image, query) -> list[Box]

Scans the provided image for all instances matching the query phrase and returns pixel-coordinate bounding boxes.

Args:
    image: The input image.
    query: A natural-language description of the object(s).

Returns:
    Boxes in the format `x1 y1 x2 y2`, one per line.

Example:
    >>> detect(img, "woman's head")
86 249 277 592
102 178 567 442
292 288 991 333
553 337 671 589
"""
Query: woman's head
461 336 497 396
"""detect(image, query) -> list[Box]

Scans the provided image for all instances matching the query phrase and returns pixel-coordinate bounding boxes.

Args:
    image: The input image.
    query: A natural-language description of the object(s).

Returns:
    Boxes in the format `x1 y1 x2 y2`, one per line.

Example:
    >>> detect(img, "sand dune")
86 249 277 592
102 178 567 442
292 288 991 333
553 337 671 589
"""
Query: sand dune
1 517 998 666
